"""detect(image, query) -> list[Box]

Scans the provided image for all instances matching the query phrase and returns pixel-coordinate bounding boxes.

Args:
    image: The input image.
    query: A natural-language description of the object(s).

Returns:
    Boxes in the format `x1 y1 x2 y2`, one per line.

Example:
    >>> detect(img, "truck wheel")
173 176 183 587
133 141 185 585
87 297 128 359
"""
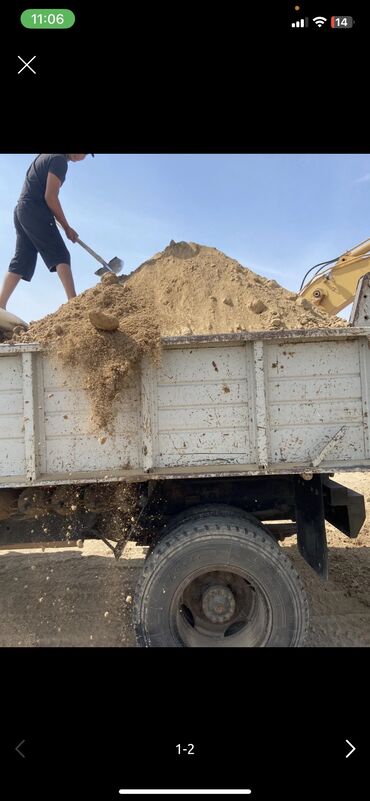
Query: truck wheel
134 516 309 648
161 504 275 539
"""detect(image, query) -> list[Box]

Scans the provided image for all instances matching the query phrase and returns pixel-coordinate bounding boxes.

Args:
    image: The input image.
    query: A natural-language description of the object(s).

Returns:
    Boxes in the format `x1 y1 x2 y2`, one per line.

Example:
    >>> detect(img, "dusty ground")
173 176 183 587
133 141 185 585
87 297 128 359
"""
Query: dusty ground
0 471 369 647
285 471 370 647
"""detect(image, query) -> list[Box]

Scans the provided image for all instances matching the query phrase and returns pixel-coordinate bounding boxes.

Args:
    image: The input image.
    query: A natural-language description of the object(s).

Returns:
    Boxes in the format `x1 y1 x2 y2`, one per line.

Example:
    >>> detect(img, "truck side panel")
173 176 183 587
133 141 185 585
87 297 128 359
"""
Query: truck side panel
0 351 141 482
266 339 370 466
155 344 255 467
0 355 27 477
1 330 370 486
41 358 140 473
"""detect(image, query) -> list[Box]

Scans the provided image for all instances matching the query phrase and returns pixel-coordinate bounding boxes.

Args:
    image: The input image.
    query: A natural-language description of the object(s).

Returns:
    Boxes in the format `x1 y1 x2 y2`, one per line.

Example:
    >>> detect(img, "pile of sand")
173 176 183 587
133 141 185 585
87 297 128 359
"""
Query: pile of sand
8 240 346 429
126 241 345 335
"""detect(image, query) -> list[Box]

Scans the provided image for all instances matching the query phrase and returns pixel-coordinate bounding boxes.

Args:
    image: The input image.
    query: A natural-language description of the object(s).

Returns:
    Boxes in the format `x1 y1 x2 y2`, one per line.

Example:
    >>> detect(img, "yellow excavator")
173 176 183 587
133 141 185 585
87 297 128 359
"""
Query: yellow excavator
299 237 370 323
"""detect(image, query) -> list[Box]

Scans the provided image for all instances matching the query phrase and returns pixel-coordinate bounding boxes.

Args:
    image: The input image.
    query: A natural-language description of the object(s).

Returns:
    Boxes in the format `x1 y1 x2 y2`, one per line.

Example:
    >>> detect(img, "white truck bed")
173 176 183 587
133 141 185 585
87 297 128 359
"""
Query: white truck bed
1 327 370 488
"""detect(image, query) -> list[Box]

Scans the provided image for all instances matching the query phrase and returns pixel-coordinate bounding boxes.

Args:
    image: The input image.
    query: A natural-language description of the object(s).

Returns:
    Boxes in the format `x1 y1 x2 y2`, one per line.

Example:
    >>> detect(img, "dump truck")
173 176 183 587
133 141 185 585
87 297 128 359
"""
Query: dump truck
1 284 370 648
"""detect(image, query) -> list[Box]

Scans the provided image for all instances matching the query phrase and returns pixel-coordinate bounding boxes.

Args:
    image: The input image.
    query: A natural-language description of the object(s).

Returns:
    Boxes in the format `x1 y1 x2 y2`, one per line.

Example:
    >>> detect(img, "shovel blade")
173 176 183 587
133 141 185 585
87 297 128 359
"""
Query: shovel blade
94 257 124 277
108 257 124 275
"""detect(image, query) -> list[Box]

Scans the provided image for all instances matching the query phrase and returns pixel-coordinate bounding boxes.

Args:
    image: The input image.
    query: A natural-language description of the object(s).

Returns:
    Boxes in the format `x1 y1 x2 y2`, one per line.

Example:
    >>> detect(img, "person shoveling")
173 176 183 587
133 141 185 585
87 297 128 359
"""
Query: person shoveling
0 153 124 332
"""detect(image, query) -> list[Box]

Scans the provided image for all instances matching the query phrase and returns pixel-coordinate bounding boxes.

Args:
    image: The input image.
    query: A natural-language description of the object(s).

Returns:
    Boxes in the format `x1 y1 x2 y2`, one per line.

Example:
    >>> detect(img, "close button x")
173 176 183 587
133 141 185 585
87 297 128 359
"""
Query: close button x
18 56 36 74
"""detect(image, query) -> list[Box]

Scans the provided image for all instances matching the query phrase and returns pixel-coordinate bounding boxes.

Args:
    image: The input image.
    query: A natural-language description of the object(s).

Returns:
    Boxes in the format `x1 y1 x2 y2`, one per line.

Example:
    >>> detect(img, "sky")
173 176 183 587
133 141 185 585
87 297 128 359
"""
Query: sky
1 153 370 322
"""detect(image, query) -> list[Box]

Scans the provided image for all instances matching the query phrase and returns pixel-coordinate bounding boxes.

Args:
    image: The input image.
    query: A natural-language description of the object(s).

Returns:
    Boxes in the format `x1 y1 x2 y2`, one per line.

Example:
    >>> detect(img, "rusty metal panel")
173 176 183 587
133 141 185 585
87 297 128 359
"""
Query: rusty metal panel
0 355 27 478
266 340 361 378
161 327 369 345
157 380 248 407
269 400 363 426
359 339 370 458
269 425 365 466
155 345 254 467
2 331 370 486
41 355 141 475
266 339 366 466
157 345 247 382
252 341 269 468
21 352 39 481
270 375 362 402
140 357 159 472
157 432 251 466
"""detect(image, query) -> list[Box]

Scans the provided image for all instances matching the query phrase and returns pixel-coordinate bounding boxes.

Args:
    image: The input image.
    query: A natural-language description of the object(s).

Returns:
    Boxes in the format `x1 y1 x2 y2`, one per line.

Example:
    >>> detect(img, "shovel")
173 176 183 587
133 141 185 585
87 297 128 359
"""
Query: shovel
76 238 124 277
56 222 124 276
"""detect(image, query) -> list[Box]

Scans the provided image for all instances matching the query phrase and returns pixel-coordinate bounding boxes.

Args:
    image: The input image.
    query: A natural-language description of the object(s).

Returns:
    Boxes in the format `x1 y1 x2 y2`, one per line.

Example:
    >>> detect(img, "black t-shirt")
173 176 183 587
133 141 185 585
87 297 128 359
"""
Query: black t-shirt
18 154 68 205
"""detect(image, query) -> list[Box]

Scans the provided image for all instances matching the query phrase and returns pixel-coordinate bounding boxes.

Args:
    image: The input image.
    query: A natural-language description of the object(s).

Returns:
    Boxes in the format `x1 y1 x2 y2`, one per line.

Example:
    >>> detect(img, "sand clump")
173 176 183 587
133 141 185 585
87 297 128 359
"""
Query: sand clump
89 310 120 331
8 240 346 428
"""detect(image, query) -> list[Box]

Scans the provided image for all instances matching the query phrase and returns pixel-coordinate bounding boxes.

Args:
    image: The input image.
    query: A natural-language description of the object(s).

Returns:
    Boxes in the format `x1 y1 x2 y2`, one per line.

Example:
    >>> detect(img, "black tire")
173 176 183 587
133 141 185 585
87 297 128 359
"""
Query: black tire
134 515 309 648
160 503 275 540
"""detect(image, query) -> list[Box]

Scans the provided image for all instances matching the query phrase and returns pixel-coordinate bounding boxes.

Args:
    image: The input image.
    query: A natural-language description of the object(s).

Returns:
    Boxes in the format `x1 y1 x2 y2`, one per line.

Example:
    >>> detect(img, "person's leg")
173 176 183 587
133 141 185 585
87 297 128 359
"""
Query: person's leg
56 263 76 300
1 208 38 308
24 213 75 301
0 273 22 308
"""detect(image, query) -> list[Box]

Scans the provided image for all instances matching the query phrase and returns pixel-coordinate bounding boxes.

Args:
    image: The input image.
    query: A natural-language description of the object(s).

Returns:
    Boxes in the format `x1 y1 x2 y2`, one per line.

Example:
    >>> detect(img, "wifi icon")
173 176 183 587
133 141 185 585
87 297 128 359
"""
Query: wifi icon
313 16 327 26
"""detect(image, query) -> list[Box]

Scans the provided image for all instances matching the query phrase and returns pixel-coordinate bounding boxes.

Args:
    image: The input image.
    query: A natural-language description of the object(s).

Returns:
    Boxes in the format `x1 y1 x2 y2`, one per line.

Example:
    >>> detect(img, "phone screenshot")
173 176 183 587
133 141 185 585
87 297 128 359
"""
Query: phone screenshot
0 4 368 800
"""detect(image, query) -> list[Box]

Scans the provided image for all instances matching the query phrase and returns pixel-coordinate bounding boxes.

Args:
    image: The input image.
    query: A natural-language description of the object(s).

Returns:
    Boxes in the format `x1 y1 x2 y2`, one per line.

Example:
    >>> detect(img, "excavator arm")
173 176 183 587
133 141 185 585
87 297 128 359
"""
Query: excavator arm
299 238 370 315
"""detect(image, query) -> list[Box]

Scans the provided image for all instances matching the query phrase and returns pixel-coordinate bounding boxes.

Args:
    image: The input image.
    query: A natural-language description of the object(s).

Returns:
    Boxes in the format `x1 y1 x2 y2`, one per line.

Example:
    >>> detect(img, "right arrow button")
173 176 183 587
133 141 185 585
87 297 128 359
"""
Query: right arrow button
345 740 356 758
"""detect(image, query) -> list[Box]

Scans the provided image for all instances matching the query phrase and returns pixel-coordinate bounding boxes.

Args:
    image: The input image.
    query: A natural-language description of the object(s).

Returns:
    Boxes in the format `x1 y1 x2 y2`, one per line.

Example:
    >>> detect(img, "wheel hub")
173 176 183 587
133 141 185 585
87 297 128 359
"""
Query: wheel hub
201 584 236 623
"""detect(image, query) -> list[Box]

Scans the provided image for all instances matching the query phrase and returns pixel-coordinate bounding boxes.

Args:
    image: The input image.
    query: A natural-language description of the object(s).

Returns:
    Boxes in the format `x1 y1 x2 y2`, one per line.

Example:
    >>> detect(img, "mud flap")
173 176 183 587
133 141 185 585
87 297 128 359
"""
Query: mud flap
295 474 328 578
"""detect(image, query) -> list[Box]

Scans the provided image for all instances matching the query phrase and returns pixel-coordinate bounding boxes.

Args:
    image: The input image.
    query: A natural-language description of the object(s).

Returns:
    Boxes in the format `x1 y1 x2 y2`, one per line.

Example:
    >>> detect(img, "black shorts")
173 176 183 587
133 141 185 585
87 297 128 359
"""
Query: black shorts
8 202 71 282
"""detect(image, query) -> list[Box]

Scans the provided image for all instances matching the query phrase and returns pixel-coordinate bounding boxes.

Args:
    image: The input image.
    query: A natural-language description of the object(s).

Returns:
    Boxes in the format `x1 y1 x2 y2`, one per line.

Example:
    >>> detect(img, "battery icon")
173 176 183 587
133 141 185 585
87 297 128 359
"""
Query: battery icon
331 16 353 27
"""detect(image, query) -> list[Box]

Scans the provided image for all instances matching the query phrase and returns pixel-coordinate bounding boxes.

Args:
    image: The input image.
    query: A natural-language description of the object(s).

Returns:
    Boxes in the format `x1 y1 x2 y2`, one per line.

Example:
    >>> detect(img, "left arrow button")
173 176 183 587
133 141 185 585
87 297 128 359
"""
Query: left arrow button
15 740 26 759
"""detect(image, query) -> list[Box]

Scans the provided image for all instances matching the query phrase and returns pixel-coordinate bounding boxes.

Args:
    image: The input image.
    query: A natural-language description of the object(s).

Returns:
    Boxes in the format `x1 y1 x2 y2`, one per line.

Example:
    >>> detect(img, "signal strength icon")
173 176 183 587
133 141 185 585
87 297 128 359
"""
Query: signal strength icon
313 16 327 26
291 17 309 27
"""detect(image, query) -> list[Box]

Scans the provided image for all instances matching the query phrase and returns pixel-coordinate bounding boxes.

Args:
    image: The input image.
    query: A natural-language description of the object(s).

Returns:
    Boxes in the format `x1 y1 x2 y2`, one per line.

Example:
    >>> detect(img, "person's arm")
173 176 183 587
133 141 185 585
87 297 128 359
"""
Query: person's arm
44 172 78 242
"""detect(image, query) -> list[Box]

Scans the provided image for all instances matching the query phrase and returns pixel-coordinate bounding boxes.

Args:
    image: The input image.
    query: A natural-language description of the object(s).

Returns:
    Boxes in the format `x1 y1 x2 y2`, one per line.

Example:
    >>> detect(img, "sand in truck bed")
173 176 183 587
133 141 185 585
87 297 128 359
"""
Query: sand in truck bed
7 240 345 430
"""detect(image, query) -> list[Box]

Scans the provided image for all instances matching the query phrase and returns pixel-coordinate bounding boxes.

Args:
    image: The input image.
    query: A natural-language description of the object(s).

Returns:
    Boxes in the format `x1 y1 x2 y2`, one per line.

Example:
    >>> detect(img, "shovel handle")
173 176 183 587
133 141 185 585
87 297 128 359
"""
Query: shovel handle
75 238 109 269
56 221 109 269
